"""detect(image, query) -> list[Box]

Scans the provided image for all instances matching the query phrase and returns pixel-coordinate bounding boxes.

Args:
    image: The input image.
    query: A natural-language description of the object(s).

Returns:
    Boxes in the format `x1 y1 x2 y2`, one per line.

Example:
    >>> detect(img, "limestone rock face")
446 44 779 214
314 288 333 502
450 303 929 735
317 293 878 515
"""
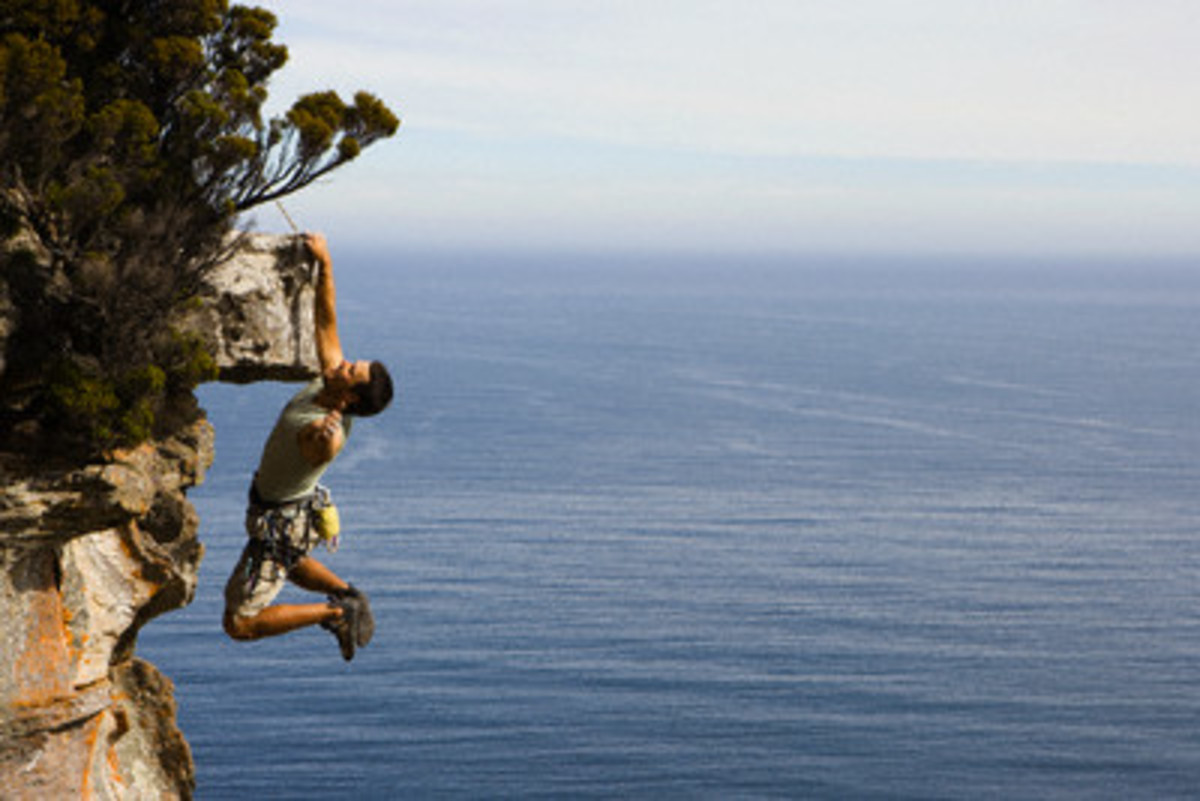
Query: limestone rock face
0 232 317 799
0 419 212 799
172 232 322 382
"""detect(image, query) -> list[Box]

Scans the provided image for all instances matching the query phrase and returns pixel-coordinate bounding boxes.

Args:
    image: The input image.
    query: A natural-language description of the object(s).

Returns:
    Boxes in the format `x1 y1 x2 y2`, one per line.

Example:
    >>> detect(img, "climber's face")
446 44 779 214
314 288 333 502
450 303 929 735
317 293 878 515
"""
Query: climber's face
327 359 370 398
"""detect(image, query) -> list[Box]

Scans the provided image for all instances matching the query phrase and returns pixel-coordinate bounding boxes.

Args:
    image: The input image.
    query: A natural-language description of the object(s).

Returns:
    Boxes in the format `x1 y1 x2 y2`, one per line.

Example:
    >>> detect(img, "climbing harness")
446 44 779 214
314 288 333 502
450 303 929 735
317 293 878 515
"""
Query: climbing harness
242 482 340 593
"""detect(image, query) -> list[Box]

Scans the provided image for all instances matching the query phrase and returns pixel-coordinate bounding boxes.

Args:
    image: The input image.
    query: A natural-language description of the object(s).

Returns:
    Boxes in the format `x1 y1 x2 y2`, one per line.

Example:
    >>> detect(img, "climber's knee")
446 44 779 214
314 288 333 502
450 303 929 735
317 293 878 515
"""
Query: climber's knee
223 611 258 641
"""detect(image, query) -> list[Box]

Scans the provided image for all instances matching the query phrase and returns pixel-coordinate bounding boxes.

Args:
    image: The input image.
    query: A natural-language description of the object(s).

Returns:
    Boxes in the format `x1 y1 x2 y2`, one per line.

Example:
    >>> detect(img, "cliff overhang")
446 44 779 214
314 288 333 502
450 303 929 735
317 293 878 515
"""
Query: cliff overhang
0 233 319 799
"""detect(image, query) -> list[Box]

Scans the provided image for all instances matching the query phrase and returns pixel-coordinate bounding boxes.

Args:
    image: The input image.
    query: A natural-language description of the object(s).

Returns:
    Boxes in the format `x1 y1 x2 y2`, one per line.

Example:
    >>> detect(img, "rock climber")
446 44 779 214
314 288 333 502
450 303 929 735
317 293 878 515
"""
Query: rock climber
222 233 394 661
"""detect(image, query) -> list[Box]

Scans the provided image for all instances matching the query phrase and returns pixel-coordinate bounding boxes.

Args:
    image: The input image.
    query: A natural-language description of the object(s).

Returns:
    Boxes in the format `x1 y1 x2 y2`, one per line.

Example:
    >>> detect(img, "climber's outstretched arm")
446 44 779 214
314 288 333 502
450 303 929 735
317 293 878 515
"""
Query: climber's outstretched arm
306 233 345 374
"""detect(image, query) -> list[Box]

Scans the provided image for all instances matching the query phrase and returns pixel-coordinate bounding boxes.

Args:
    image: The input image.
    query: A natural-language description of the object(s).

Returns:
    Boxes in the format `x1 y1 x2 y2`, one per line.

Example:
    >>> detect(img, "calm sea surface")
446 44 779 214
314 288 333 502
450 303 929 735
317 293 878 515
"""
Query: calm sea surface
140 252 1200 799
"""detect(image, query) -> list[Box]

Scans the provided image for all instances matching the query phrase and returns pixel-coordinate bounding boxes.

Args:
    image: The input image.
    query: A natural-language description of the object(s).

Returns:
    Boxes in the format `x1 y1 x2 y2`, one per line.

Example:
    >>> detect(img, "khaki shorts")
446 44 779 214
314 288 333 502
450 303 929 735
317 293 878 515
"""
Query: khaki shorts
223 505 318 619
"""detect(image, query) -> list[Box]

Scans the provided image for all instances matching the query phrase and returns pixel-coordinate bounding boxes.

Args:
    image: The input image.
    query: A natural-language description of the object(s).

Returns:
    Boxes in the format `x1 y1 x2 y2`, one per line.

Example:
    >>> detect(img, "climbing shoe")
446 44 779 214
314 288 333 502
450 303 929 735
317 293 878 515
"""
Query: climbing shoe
332 584 374 648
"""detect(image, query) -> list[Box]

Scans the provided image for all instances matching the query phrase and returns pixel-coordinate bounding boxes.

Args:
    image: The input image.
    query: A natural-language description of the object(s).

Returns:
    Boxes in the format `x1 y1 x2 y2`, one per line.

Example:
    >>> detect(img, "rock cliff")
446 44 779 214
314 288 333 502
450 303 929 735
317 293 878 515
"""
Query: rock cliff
170 233 322 384
0 233 319 799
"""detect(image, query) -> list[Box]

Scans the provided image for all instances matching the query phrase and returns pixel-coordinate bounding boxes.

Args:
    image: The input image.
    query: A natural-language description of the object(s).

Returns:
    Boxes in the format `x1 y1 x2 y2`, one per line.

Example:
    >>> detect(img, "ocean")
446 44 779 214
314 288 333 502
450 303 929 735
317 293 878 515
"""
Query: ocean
139 251 1200 799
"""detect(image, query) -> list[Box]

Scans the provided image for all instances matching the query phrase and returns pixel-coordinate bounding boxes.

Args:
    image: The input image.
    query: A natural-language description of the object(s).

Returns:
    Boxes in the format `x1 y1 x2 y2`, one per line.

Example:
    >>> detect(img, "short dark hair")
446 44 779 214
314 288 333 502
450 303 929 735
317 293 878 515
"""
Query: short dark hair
345 361 394 417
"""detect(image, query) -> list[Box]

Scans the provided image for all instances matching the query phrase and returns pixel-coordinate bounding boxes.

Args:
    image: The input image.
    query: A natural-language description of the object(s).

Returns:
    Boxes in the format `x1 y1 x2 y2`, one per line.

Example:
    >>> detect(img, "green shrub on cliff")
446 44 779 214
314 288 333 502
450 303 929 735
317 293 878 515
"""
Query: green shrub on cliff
46 330 218 447
0 1 399 453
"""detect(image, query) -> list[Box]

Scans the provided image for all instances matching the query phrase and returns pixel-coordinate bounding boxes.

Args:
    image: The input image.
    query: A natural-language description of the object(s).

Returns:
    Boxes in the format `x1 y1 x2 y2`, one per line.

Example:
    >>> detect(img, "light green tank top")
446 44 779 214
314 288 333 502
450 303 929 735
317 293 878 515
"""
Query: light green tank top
252 379 353 502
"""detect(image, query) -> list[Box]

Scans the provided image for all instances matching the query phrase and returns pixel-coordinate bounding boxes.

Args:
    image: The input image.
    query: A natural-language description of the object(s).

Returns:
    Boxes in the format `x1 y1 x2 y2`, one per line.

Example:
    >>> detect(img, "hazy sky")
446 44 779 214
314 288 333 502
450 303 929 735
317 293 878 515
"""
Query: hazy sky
247 1 1199 258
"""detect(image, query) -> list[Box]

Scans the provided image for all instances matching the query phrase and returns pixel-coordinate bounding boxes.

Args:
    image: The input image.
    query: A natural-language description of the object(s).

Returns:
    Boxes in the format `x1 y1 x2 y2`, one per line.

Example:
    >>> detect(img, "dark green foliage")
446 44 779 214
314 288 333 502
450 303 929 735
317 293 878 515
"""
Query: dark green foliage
45 328 220 448
0 0 399 453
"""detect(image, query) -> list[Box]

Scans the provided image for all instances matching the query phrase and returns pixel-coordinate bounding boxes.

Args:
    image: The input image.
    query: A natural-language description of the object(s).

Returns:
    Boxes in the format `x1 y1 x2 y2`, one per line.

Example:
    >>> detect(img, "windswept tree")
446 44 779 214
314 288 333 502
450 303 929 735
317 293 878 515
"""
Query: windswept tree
0 0 399 451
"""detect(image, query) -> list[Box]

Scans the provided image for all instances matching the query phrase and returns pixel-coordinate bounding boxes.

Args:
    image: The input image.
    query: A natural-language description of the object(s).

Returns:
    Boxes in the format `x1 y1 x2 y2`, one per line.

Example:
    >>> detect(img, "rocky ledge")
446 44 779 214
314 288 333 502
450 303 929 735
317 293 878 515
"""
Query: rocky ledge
0 233 319 799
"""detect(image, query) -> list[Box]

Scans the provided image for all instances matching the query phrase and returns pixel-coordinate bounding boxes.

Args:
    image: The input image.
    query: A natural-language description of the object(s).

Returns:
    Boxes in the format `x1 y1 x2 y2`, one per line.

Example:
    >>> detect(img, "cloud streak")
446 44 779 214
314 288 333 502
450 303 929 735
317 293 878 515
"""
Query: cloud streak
252 1 1200 255
265 1 1198 164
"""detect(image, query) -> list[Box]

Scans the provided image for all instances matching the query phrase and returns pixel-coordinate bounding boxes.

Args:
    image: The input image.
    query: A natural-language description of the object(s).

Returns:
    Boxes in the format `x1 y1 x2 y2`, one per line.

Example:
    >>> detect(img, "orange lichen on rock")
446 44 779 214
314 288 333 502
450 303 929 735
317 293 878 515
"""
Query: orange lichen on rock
10 550 74 711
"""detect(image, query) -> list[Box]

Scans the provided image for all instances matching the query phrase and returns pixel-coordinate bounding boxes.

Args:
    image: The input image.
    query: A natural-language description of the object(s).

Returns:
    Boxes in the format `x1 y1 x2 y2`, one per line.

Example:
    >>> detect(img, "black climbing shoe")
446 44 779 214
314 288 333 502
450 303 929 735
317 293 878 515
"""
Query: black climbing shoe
332 584 374 648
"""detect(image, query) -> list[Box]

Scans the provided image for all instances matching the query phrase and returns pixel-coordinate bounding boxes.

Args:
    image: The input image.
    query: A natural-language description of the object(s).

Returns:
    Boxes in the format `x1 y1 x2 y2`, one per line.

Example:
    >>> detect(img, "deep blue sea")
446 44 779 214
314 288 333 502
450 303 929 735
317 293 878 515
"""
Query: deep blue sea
140 252 1200 799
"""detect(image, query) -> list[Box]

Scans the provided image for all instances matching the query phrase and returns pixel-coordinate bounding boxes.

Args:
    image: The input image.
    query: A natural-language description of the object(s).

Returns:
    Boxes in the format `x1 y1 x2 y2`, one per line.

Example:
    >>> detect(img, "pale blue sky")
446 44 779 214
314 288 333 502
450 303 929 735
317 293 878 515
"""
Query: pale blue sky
247 1 1199 257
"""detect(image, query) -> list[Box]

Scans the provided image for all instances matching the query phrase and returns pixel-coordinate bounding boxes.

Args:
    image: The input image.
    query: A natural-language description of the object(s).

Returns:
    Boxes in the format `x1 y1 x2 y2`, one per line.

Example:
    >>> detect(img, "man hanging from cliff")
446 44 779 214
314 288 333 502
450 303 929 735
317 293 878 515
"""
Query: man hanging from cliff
222 233 394 661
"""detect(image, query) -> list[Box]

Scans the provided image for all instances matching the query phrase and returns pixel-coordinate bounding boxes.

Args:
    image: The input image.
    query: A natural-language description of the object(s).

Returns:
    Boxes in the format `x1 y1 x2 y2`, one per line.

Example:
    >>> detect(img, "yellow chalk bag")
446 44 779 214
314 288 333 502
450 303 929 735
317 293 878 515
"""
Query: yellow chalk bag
313 503 341 543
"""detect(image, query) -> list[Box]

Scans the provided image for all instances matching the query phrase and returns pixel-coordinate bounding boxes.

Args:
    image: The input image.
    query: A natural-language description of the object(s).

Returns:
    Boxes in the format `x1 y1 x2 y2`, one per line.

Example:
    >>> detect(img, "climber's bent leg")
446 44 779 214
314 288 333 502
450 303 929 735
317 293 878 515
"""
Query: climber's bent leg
223 603 341 641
